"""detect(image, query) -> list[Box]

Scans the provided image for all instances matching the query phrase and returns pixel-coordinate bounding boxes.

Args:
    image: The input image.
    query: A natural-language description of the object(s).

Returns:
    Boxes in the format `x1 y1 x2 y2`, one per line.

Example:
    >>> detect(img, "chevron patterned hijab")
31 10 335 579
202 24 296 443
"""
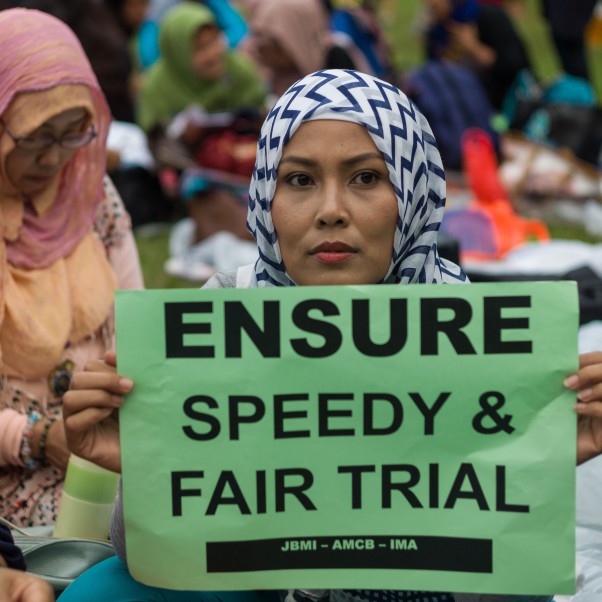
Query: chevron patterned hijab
248 69 466 287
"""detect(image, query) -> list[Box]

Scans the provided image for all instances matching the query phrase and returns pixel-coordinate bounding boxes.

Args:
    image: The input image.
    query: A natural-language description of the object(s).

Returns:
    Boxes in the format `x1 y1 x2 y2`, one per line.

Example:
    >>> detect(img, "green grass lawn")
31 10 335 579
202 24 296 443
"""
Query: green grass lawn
136 230 192 289
137 0 602 289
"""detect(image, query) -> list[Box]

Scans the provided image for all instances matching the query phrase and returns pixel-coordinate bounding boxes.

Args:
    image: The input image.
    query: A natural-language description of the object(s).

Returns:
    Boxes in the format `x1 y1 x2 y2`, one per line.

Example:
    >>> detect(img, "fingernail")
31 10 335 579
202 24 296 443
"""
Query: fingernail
564 375 579 389
577 389 592 402
574 402 587 413
119 378 133 391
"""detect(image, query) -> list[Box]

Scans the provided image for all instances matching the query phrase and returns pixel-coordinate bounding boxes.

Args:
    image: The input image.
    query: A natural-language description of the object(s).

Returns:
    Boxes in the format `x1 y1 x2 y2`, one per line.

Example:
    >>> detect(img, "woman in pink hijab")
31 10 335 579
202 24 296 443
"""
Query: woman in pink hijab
242 0 372 96
0 8 144 526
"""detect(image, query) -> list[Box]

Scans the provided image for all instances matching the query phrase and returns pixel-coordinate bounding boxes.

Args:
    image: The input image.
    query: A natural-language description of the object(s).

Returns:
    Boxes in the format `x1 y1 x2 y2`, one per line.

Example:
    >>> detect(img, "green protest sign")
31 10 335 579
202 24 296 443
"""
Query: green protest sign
116 281 578 595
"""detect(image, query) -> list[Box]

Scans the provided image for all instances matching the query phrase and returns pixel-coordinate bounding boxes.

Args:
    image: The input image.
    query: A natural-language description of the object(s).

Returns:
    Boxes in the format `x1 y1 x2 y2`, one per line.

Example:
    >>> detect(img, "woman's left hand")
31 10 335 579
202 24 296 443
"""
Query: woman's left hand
30 417 70 473
566 351 602 464
448 21 495 66
448 21 479 51
44 418 70 472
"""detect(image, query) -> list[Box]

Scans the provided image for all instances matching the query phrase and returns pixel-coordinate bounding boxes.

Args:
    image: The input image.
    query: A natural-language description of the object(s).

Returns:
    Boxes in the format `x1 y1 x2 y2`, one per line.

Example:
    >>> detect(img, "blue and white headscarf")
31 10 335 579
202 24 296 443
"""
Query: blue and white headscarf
248 69 467 288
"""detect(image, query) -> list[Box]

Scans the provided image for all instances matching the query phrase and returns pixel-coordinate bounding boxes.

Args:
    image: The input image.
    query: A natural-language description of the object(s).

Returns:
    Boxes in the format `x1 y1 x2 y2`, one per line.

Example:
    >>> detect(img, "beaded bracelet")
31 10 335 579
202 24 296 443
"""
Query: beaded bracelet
38 417 57 467
20 411 42 470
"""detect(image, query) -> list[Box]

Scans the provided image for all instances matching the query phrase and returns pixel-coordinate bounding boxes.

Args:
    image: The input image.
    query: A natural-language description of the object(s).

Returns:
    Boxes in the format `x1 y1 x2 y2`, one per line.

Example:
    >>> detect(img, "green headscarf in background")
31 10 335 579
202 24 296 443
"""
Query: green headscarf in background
136 1 266 132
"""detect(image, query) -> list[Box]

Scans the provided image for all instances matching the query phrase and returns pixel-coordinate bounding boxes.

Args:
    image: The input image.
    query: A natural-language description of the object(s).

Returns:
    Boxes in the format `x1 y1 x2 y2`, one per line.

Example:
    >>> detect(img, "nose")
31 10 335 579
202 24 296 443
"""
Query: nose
315 180 349 227
36 144 72 169
208 37 225 62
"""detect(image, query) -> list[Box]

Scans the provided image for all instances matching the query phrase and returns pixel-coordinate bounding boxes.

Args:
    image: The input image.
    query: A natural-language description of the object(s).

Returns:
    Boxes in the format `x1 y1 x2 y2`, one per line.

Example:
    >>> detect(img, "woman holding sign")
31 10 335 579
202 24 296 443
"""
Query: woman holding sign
61 70 602 602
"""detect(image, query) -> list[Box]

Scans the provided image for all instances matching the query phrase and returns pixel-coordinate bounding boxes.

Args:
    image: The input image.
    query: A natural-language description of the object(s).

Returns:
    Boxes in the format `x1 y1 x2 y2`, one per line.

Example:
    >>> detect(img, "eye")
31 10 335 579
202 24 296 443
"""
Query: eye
352 170 380 186
286 173 314 187
17 134 54 150
63 126 85 137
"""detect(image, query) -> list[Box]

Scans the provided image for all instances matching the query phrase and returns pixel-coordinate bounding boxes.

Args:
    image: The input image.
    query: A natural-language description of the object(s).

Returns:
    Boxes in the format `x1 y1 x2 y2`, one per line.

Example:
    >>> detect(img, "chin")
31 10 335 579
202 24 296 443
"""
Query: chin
294 270 380 287
20 183 47 196
199 63 225 80
19 171 59 195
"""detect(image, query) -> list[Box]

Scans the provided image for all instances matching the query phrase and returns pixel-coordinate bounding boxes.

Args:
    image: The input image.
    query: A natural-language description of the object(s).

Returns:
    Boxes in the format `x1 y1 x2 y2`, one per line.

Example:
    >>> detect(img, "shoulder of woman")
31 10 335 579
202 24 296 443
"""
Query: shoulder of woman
93 176 133 251
476 4 512 27
227 50 263 79
202 269 239 289
138 59 167 96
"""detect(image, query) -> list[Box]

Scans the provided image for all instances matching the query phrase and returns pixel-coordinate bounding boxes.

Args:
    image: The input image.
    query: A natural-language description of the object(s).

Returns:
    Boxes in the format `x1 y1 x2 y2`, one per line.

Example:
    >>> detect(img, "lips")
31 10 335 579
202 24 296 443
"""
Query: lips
21 173 58 193
310 241 357 264
311 242 356 254
27 173 57 182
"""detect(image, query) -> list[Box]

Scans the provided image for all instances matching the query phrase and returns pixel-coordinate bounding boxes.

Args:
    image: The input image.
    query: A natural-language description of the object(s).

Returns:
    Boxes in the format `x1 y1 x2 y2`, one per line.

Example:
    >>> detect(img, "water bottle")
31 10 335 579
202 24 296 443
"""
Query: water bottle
53 454 119 540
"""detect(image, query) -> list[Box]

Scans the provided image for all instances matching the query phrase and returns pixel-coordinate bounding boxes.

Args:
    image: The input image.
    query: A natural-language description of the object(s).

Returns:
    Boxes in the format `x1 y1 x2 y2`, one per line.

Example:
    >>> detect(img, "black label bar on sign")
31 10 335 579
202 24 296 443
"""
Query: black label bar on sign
206 535 492 573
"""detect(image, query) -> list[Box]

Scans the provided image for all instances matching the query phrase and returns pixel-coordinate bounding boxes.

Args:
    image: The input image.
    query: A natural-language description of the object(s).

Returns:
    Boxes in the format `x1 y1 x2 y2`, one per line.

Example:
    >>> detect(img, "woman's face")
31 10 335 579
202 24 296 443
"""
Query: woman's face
255 33 296 71
192 25 226 80
271 120 398 286
425 0 453 21
3 107 88 196
120 0 149 31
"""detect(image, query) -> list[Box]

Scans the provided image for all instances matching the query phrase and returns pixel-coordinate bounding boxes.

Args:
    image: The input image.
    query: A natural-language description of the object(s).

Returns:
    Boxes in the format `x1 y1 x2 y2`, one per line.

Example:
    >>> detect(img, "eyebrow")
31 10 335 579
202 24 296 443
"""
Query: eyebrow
36 114 88 132
279 152 383 167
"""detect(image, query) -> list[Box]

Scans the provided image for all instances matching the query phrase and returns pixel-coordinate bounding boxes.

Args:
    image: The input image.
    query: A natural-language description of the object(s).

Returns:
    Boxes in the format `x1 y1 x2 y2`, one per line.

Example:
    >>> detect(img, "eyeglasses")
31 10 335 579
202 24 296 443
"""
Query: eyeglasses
0 118 97 151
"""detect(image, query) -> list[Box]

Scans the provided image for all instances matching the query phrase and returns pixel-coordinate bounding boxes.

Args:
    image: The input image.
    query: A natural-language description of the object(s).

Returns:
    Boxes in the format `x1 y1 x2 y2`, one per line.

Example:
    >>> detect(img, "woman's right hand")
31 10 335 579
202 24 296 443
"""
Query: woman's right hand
62 351 133 473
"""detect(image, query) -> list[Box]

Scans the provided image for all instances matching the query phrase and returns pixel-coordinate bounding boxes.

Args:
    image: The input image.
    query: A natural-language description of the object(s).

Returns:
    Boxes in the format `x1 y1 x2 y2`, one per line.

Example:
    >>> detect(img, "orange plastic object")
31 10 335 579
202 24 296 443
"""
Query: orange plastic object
462 127 507 204
445 128 551 261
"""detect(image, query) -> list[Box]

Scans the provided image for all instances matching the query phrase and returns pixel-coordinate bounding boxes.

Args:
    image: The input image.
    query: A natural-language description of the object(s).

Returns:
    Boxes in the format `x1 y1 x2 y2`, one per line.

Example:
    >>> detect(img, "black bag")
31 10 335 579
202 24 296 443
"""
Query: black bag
511 100 602 166
109 166 176 228
466 265 602 325
0 518 114 596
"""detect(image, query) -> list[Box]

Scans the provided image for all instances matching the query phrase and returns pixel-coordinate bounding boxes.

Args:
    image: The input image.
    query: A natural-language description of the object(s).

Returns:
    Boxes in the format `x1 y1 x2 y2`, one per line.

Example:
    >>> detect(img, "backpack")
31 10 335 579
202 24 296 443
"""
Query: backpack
504 70 602 166
405 60 499 170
